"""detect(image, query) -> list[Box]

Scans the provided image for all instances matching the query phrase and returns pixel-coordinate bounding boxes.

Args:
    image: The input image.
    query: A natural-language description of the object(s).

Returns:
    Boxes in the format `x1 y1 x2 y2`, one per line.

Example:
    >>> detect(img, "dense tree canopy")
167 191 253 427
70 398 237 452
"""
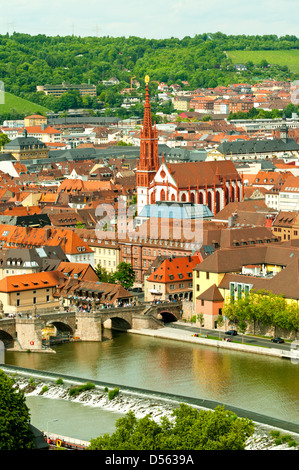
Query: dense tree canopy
0 32 298 116
223 290 299 335
95 261 135 290
88 404 255 450
0 370 34 450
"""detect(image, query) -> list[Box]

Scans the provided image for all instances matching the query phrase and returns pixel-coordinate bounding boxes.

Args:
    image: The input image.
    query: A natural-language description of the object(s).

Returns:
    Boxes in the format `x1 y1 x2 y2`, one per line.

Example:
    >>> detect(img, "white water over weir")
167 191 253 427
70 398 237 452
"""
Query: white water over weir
2 365 299 436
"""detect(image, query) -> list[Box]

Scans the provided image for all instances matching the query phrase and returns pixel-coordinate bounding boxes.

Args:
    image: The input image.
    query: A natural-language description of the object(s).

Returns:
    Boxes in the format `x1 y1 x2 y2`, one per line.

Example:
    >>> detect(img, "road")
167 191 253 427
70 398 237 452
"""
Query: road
168 322 291 352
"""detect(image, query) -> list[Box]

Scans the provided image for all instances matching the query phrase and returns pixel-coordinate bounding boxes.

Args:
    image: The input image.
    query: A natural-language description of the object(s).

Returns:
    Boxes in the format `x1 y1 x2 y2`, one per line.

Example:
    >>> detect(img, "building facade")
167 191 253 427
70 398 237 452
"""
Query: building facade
3 130 49 161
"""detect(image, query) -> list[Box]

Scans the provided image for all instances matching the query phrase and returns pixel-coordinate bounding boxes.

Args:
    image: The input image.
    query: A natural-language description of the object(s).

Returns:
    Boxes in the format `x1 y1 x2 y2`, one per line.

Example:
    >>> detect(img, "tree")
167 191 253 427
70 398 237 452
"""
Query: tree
94 264 115 283
0 370 34 449
222 289 299 336
76 221 85 229
216 314 224 339
88 404 254 450
0 133 10 150
113 262 135 290
196 313 204 334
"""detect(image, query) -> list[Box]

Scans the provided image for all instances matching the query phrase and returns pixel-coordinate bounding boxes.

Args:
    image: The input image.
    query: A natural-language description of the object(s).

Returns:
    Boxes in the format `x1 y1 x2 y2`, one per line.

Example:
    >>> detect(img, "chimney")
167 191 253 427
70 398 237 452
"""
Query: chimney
228 212 238 227
45 228 51 240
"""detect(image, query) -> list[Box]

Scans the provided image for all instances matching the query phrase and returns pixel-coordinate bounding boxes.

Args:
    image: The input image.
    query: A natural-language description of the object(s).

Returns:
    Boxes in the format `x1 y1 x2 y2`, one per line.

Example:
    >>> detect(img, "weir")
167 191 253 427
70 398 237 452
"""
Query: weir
2 364 299 436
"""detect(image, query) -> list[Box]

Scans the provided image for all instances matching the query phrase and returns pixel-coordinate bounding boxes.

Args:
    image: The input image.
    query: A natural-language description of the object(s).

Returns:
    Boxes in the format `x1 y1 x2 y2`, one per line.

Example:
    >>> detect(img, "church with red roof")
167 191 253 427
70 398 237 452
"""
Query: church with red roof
136 77 244 217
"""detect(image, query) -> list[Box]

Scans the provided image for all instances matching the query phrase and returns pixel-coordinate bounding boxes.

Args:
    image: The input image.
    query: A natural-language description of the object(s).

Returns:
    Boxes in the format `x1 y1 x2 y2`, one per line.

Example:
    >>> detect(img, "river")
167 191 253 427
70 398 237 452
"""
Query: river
4 329 299 442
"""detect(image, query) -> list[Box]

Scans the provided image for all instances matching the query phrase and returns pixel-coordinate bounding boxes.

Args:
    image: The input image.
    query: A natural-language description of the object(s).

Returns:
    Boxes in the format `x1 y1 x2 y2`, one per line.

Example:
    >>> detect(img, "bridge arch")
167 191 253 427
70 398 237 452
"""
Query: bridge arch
157 310 178 324
0 330 14 348
43 321 74 339
102 316 132 331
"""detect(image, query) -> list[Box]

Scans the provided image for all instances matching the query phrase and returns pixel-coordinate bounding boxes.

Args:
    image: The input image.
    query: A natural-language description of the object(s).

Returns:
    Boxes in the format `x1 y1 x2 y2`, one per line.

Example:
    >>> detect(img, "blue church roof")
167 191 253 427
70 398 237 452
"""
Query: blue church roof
138 202 213 220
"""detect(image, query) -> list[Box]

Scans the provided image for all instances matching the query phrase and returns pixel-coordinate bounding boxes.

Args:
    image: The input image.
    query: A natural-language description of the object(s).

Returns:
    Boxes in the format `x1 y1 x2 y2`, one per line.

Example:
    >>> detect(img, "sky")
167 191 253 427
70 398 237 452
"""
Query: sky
0 0 298 39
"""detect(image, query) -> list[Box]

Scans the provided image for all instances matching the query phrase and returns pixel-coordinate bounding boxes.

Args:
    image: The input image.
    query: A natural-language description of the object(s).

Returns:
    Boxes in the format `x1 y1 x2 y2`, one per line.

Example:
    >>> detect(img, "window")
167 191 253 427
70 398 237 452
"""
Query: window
230 282 235 301
237 283 242 300
206 272 210 280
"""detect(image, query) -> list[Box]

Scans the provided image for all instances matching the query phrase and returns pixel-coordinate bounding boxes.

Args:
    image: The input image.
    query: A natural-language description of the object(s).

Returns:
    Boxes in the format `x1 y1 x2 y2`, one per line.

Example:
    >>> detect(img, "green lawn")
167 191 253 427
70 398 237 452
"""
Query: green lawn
227 49 299 74
0 91 49 116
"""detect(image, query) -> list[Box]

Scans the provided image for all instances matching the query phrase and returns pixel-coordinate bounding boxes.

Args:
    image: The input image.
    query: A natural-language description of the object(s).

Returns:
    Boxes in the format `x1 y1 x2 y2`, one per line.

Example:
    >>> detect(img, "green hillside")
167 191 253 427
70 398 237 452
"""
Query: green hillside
0 91 49 117
0 33 298 117
227 49 299 73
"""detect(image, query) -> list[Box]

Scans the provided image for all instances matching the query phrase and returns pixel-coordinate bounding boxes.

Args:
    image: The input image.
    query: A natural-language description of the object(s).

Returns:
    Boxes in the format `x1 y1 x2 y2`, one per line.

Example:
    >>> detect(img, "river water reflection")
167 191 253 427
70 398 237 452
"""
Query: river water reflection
5 330 299 441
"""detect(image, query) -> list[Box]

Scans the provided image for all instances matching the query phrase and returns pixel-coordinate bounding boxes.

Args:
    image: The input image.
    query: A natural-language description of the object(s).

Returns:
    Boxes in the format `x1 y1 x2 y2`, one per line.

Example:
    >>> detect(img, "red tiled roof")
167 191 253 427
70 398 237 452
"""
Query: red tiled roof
2 206 42 216
166 160 240 188
0 225 93 255
25 114 47 119
280 175 299 192
21 126 60 134
0 270 65 293
57 179 113 193
147 254 201 283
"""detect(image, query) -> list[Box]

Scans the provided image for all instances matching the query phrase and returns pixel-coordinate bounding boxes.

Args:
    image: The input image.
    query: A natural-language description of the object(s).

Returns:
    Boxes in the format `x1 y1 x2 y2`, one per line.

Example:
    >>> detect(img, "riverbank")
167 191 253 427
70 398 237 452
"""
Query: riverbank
128 324 293 360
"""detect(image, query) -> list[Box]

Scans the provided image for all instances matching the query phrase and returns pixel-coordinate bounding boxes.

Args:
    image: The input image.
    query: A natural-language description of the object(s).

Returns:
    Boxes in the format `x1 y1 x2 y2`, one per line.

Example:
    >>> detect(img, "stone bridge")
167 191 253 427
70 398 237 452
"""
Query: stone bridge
0 301 184 351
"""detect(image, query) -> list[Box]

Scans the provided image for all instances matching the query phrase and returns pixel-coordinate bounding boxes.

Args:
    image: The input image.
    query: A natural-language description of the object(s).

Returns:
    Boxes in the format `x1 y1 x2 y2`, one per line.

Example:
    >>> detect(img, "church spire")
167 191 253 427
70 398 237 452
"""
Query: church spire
137 75 159 173
142 75 153 131
136 76 160 215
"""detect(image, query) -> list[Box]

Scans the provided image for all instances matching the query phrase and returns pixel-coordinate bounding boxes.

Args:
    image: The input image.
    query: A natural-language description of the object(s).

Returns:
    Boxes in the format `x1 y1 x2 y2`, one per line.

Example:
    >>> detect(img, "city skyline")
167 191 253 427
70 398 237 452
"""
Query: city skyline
1 0 298 39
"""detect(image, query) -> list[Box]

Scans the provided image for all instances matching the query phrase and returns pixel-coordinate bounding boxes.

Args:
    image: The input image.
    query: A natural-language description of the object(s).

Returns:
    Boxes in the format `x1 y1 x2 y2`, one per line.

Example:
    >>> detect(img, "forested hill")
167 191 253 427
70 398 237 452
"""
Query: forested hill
0 32 298 115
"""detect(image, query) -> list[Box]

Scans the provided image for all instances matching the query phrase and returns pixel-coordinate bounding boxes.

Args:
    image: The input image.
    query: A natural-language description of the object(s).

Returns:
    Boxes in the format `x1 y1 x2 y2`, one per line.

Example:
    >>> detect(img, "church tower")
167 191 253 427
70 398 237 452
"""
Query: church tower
136 75 159 215
279 112 289 142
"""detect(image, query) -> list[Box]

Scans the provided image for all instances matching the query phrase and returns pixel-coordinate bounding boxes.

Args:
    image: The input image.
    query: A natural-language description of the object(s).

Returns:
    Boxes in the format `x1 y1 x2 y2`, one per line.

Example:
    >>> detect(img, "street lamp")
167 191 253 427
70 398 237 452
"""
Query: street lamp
46 418 58 444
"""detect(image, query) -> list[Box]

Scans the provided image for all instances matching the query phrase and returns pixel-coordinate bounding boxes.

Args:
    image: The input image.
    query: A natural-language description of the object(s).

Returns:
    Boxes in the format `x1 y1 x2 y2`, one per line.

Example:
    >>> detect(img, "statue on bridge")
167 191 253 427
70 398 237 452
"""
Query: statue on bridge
59 296 65 312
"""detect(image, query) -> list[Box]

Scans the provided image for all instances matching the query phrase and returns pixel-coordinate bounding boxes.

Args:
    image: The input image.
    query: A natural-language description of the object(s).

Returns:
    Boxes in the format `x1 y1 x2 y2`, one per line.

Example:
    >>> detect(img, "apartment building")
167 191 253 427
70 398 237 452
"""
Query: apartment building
36 82 97 98
192 241 299 329
0 225 94 267
2 130 49 161
272 211 299 241
0 270 65 314
24 115 48 127
172 96 192 111
144 254 201 302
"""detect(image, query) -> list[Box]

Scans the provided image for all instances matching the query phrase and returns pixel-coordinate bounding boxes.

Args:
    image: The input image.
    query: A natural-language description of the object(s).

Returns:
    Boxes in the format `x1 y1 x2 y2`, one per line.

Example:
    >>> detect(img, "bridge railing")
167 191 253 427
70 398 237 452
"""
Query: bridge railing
1 300 184 319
